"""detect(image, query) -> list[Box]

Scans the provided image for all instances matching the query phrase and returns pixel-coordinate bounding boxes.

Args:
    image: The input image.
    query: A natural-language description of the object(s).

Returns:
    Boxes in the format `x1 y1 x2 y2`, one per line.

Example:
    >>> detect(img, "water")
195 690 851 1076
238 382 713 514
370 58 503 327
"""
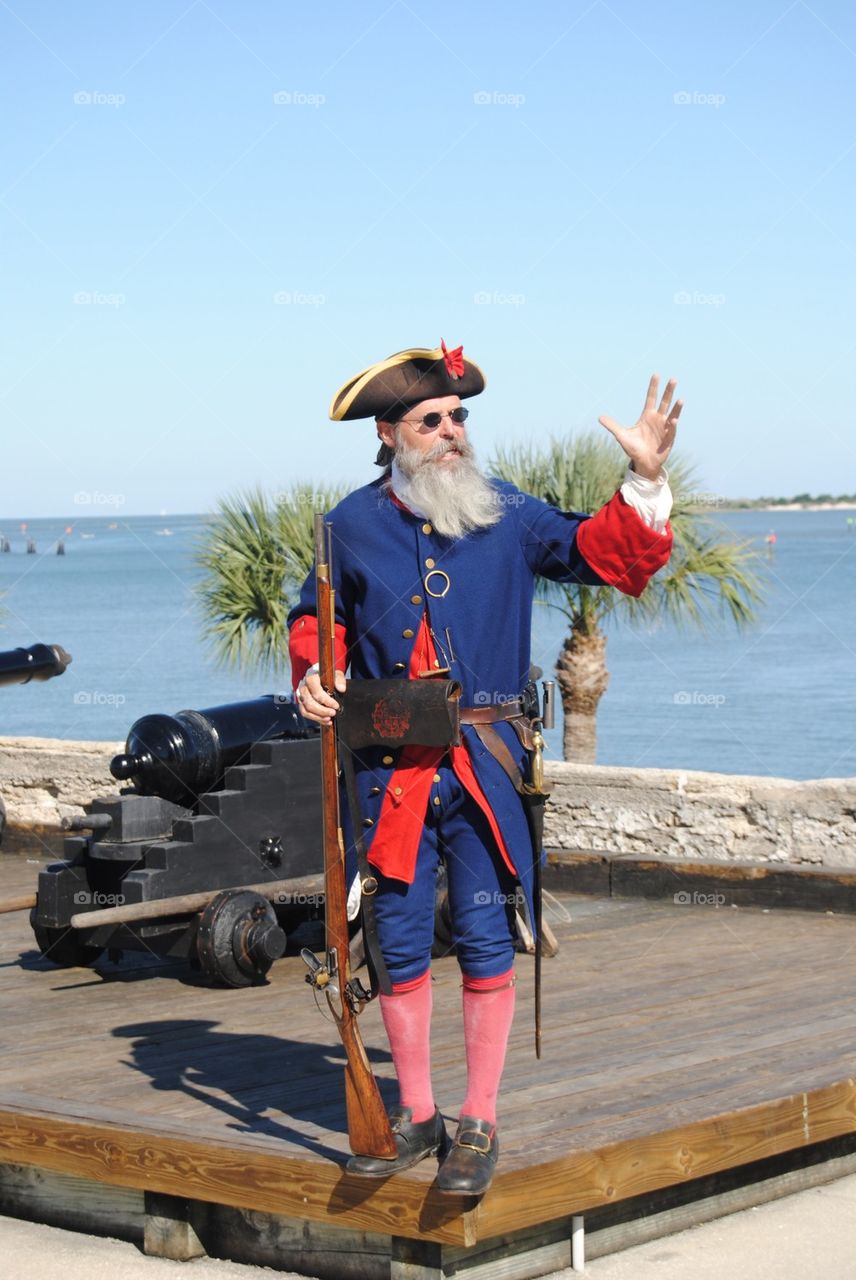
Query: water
0 510 854 780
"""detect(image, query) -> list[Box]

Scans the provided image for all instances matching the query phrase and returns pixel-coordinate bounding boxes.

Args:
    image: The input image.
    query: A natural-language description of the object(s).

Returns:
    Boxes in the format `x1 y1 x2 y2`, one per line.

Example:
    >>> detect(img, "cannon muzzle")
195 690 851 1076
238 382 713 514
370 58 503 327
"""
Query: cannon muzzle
0 643 72 688
109 695 316 805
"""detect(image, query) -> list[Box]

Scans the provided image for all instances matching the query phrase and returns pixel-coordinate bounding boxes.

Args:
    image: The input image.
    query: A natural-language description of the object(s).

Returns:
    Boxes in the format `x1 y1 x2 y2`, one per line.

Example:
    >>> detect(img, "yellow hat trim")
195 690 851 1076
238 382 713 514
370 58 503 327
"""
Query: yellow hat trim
329 346 447 421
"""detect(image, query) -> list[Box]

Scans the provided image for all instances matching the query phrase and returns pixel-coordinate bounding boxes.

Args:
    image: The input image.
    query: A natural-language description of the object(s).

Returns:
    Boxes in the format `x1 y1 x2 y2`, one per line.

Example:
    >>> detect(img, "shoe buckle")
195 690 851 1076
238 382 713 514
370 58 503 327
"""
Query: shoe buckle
458 1129 492 1154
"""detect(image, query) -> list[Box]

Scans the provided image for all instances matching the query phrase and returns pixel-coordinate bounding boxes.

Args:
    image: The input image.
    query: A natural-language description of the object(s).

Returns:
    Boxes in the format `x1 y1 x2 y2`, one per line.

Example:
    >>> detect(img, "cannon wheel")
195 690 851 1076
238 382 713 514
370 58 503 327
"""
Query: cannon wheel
30 911 105 968
195 889 287 987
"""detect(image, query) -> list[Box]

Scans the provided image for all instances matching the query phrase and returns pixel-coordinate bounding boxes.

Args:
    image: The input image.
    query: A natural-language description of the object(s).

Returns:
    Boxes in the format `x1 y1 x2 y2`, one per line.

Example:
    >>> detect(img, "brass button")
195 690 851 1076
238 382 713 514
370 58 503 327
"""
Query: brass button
402 628 414 639
382 754 394 765
425 557 435 568
433 773 441 782
393 662 406 671
433 796 441 806
433 659 440 667
411 594 422 605
394 786 402 796
363 817 374 828
422 522 432 534
369 786 381 796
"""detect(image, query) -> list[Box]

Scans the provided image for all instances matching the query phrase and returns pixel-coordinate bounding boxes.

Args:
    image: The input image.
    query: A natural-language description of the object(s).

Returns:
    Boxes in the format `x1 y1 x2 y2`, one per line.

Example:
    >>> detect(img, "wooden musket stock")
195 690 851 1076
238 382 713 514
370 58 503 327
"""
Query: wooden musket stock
305 514 396 1160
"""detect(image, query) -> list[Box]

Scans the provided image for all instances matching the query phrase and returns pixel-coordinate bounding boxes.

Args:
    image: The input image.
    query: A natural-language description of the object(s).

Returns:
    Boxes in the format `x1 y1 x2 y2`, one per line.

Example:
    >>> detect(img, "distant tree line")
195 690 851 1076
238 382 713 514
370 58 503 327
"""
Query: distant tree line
722 493 856 508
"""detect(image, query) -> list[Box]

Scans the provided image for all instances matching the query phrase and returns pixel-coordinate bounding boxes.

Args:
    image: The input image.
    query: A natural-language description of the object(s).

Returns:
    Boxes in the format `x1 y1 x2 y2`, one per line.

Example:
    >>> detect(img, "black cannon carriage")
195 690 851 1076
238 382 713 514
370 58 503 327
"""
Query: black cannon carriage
30 695 325 986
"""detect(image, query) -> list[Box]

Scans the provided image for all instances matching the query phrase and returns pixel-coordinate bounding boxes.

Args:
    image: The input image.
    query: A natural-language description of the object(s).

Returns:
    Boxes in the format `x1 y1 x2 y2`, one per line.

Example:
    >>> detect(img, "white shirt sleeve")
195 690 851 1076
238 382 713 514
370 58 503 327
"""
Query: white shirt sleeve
619 464 673 534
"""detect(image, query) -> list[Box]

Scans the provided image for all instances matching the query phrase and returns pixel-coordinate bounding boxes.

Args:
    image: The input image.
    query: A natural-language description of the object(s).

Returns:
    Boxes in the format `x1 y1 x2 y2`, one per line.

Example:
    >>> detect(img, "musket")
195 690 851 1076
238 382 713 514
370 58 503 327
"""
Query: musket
522 679 554 1060
301 515 397 1160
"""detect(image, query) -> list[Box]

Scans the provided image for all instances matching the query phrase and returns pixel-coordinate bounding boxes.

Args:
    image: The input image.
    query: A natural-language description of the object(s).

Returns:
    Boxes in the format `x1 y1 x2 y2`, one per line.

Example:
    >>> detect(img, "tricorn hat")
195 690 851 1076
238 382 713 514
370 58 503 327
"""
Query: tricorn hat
329 340 486 421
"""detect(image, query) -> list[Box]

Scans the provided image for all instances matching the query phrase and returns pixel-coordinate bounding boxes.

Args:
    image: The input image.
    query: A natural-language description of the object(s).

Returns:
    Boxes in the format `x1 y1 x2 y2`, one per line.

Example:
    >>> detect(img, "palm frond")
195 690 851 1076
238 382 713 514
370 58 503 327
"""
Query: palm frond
490 430 764 636
195 483 347 676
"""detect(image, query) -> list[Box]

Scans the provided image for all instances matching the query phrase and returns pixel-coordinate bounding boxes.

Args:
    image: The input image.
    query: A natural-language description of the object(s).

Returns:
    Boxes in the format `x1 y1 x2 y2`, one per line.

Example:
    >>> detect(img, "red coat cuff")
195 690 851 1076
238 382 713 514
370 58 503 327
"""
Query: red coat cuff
288 614 348 690
575 490 673 598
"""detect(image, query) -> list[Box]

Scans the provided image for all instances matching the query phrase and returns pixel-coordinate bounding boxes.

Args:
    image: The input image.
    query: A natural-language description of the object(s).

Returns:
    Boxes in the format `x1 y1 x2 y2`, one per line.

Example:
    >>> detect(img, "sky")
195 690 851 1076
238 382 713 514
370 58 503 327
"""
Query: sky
2 0 856 518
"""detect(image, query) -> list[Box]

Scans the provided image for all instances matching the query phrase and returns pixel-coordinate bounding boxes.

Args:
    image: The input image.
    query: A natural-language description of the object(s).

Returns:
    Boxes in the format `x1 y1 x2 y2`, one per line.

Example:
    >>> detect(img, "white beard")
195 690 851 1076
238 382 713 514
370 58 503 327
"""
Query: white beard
389 434 503 540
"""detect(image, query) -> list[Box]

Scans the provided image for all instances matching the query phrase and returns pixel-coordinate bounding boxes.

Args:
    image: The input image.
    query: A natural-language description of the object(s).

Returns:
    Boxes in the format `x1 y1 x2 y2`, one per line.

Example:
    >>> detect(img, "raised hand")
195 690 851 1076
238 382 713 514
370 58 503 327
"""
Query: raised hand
598 374 683 480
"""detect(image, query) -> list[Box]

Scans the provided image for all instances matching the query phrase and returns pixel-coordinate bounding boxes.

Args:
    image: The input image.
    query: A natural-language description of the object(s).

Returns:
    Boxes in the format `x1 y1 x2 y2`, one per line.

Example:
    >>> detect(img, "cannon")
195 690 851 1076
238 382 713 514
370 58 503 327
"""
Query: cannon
30 695 326 985
0 641 72 688
0 643 72 844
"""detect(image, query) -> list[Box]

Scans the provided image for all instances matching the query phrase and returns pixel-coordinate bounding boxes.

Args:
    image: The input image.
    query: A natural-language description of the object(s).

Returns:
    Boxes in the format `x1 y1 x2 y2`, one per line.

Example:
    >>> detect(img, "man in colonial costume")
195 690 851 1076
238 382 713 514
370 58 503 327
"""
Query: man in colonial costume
288 341 681 1194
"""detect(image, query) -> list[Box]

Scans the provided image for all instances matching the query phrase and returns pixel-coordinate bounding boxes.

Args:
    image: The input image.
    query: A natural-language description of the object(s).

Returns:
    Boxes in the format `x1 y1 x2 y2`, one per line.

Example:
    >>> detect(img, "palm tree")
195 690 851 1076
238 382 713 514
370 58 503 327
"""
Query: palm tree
196 483 347 676
490 432 764 763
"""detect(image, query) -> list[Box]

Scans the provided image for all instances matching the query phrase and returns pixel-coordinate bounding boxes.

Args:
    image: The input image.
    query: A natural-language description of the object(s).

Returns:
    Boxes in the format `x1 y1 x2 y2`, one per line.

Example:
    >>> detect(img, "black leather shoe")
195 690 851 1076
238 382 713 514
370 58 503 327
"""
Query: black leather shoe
346 1106 449 1177
436 1115 499 1196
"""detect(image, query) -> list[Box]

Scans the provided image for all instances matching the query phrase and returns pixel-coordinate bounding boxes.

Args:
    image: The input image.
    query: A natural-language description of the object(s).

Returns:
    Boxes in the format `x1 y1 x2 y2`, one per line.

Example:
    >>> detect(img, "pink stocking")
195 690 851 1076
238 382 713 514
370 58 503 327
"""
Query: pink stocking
379 970 435 1123
461 969 516 1125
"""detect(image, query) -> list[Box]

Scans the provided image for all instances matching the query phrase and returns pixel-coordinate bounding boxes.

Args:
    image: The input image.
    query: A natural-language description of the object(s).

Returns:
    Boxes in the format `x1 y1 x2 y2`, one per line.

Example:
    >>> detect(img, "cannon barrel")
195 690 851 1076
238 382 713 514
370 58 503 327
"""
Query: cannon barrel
0 643 72 688
109 694 316 804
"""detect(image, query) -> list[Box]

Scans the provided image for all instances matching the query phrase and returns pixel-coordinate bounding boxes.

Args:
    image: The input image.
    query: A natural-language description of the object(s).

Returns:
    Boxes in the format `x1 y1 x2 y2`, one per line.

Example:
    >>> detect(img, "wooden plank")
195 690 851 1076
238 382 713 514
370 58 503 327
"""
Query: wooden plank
0 1098 478 1246
472 1076 856 1240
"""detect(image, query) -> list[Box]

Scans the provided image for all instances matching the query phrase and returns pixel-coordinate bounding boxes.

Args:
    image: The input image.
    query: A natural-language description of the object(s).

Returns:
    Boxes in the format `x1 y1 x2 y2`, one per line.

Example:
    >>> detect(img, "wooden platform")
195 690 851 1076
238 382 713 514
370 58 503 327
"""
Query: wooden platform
2 851 856 1277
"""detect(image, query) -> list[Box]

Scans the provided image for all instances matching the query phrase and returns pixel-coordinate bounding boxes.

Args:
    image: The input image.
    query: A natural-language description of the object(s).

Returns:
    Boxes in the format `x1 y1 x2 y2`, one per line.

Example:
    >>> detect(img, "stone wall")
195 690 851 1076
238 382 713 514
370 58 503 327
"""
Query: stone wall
545 761 856 869
0 736 122 833
2 737 854 870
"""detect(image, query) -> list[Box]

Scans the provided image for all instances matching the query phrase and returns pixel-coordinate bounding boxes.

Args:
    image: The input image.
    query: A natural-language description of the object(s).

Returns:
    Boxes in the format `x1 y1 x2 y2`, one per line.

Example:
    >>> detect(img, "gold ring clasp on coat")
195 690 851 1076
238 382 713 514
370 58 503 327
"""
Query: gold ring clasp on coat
424 569 451 598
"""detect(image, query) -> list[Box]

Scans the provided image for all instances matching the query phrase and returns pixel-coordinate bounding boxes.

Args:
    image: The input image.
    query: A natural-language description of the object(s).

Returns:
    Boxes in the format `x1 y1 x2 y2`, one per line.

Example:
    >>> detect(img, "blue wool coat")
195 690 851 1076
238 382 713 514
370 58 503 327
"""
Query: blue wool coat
287 475 608 907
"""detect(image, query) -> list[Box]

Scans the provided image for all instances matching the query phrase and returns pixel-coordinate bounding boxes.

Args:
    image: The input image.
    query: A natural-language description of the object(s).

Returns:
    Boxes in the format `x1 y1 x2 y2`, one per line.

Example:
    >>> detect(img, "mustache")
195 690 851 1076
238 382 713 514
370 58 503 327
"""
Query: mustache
416 436 472 464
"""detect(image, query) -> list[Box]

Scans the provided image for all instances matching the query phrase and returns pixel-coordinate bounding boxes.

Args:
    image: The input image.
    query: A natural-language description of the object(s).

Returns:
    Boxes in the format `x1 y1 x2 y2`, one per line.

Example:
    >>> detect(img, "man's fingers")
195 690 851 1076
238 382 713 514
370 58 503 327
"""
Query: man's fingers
666 399 684 427
298 673 343 721
598 414 622 436
657 377 677 418
644 373 659 413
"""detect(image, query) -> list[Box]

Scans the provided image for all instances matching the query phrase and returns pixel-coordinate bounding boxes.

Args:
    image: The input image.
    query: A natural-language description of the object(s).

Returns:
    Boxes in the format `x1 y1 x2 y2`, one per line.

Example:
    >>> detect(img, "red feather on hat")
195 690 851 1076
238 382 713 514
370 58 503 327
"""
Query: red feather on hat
440 338 465 379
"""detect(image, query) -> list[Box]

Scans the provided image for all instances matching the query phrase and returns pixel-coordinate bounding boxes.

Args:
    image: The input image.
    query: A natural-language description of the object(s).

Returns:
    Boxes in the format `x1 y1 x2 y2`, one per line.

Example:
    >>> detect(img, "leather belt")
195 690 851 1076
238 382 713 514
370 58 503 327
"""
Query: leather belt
460 700 524 725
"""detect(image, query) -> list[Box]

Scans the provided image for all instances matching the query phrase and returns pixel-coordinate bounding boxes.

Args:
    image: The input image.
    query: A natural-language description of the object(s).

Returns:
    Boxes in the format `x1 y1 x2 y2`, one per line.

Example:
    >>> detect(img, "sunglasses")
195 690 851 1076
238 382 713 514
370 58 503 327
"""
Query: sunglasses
399 406 469 431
